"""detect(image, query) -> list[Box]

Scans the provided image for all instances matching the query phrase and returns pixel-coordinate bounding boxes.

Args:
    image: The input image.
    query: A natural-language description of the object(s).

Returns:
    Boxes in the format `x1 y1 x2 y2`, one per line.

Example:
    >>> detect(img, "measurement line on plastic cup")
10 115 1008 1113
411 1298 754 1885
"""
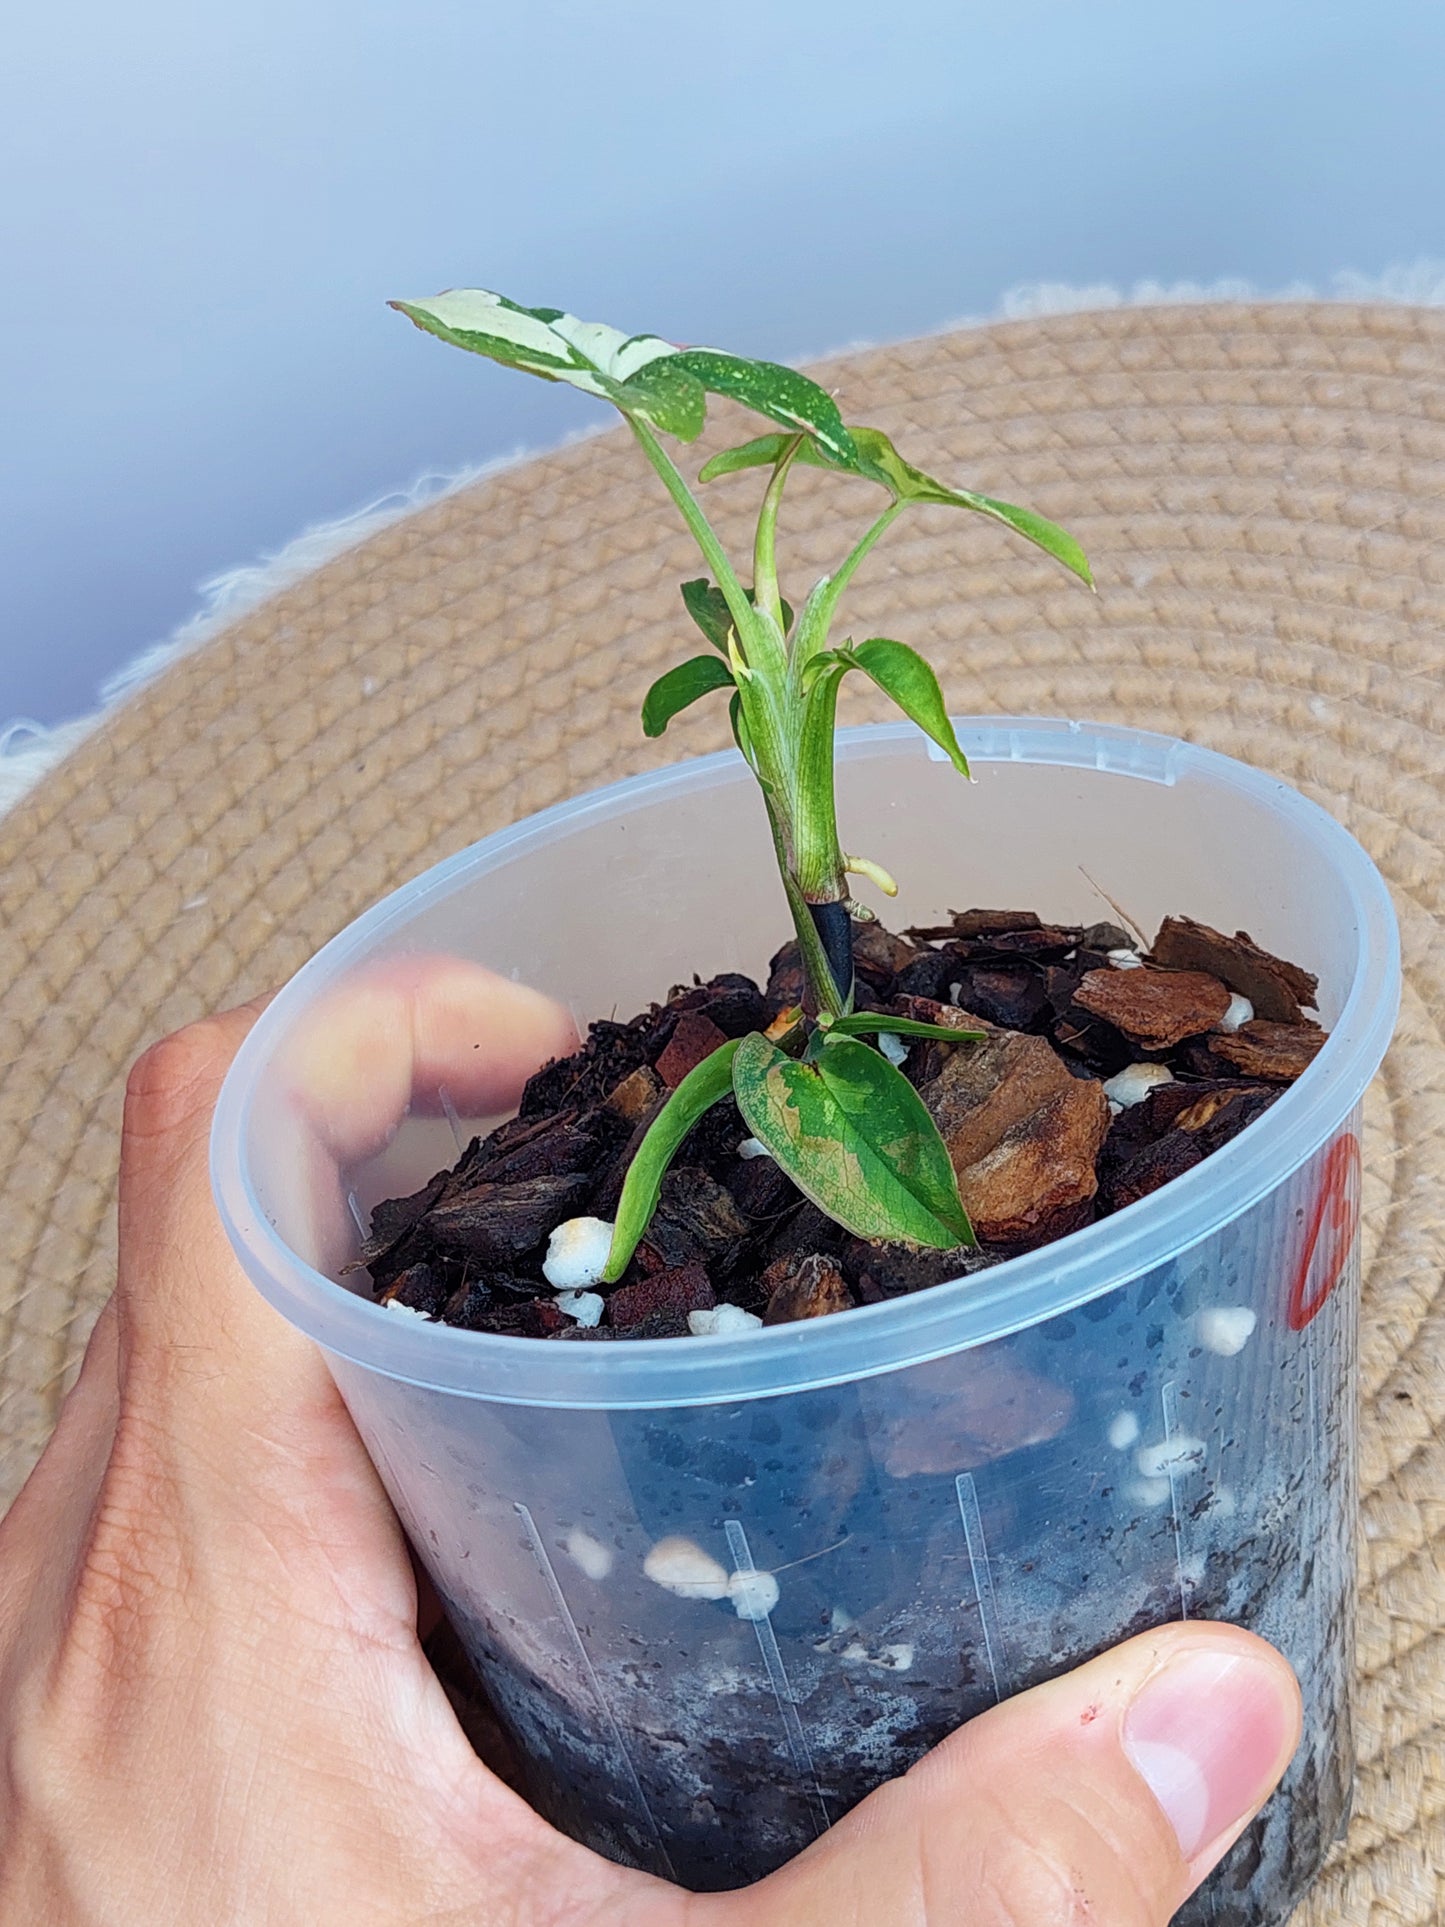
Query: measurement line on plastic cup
437 1084 466 1154
955 1474 1006 1703
514 1504 676 1881
724 1519 832 1836
1161 1381 1190 1623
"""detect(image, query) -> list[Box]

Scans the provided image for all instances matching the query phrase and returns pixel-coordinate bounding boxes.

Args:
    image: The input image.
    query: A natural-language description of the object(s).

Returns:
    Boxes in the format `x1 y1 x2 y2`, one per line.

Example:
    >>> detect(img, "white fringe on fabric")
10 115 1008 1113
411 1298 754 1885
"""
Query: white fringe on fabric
5 262 1444 818
0 454 556 816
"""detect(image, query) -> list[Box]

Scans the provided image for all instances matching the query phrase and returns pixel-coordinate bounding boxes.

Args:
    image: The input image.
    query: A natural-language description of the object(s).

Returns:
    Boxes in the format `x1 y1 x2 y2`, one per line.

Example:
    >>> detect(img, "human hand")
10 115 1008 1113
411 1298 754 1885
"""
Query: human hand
0 967 1301 1925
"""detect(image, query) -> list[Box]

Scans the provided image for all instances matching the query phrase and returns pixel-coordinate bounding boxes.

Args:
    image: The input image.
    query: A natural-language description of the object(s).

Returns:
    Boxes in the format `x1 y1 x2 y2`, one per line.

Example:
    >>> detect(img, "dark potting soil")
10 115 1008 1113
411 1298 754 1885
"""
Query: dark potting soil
363 909 1325 1336
360 910 1349 1924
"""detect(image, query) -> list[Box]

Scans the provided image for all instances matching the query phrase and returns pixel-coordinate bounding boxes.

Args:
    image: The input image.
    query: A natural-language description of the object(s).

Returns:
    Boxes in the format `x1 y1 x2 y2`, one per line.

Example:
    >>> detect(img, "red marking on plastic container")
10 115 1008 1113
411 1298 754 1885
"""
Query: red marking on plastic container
1287 1133 1362 1332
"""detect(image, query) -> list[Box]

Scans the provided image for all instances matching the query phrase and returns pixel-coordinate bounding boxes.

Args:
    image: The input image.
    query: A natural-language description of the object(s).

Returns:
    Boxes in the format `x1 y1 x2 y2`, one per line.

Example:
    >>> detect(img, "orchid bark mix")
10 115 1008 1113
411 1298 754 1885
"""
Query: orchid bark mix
392 289 1092 1277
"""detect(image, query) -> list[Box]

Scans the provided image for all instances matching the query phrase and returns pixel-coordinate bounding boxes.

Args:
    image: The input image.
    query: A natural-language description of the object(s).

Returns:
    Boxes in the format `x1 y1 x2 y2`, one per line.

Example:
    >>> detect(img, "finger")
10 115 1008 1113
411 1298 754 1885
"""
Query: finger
111 966 577 1647
734 1622 1301 1927
281 955 580 1167
120 959 575 1369
248 956 579 1279
0 1298 121 1630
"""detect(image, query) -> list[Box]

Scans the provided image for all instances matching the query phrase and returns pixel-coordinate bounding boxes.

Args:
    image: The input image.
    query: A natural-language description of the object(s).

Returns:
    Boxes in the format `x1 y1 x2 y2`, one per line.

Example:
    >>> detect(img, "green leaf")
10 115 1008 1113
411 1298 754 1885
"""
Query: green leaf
827 1013 987 1043
731 1032 974 1249
840 638 970 776
613 357 708 440
680 578 793 653
697 421 1091 586
680 578 734 651
699 432 843 484
641 656 735 737
671 351 858 469
847 428 1093 586
603 1039 741 1282
728 690 756 765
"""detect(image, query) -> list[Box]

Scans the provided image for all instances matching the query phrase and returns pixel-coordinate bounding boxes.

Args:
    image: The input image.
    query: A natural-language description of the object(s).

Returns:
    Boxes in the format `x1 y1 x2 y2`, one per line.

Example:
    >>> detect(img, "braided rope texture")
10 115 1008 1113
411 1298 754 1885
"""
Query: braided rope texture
0 303 1441 1922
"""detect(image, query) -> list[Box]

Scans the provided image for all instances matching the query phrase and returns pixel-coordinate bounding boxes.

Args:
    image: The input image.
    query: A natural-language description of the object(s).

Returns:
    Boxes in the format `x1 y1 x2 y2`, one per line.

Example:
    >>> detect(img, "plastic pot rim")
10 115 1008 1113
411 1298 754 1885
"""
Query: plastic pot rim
210 717 1401 1410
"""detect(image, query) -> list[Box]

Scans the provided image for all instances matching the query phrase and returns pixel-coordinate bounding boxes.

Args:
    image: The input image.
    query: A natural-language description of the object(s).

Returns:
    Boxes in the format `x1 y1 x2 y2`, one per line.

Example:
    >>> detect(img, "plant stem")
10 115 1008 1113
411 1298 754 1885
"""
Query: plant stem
763 791 852 1015
752 434 804 635
792 497 909 680
627 417 760 659
792 662 846 902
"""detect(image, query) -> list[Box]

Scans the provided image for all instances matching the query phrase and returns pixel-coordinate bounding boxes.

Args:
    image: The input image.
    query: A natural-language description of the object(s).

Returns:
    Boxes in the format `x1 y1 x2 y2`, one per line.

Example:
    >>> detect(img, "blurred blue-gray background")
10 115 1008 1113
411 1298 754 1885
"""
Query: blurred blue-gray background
4 0 1443 729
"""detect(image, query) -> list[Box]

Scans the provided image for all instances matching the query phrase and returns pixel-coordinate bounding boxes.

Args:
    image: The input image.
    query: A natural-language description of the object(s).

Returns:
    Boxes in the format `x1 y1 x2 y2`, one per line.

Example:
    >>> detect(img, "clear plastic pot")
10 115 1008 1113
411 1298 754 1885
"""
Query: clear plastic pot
211 718 1399 1923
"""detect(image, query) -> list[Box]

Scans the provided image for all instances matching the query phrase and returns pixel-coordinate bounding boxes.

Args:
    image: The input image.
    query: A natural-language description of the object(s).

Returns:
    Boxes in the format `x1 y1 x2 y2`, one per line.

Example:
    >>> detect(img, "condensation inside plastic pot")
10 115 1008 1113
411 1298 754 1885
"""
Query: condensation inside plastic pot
210 719 1400 1919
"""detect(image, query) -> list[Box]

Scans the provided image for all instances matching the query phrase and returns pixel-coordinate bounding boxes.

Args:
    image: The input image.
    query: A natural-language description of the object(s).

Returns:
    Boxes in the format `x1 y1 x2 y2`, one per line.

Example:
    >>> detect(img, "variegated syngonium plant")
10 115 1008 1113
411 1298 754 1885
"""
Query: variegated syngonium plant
392 287 1093 1277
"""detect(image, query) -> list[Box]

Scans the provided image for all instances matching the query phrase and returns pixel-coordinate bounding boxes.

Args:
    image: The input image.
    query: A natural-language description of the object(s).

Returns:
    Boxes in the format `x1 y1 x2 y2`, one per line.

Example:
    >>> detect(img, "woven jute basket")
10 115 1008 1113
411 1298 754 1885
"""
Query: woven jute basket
1 301 1440 1921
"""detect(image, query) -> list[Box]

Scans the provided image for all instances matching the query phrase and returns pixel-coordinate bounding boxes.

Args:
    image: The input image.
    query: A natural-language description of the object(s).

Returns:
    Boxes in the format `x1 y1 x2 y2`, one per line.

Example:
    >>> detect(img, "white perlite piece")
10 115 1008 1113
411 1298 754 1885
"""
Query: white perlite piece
1107 948 1144 970
837 1639 915 1671
1103 1063 1175 1109
876 1031 909 1067
1126 1476 1173 1509
1195 1306 1258 1356
565 1530 614 1581
382 1298 432 1318
1136 1436 1208 1480
555 1289 605 1327
874 1643 914 1672
736 1136 773 1161
728 1569 780 1621
643 1535 731 1600
1215 992 1255 1033
1107 1410 1141 1452
688 1304 764 1336
542 1215 615 1289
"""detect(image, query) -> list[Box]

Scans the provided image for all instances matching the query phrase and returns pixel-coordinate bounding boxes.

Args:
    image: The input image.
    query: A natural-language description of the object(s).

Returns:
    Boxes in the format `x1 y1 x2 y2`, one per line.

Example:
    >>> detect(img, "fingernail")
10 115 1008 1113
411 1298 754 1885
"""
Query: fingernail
1123 1649 1298 1865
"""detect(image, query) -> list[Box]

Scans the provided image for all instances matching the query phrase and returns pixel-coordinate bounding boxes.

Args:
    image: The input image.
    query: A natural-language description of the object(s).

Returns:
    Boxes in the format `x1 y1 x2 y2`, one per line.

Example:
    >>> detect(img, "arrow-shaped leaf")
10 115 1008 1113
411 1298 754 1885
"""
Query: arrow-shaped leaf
696 423 1092 586
839 638 970 775
848 428 1093 585
603 1039 741 1282
732 1032 974 1249
641 655 736 737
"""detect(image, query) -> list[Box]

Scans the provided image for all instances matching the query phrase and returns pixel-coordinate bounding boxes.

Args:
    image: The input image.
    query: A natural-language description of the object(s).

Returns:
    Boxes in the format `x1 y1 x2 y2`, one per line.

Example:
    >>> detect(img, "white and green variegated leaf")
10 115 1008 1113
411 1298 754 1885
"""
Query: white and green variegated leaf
731 1032 974 1248
671 353 857 468
392 289 863 459
391 288 707 439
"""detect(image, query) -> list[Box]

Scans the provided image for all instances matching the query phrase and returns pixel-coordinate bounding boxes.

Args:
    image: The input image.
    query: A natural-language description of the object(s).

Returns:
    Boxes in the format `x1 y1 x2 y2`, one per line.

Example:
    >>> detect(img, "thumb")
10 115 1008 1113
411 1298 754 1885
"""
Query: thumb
736 1622 1301 1927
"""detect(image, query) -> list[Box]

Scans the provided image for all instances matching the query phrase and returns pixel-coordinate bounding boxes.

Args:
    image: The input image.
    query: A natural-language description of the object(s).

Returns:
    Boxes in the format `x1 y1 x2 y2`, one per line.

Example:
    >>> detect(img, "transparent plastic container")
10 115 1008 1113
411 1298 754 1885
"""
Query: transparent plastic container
211 719 1399 1923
